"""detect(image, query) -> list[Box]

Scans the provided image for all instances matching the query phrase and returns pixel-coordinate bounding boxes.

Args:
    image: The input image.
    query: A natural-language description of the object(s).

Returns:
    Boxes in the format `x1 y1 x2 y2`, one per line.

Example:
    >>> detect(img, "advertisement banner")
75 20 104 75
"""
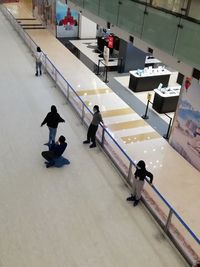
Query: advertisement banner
170 77 200 171
56 0 79 38
108 35 114 49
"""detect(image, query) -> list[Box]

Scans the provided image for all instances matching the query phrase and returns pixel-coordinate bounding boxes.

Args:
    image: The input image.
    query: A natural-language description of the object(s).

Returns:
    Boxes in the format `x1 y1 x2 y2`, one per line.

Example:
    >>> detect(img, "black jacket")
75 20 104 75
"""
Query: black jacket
134 169 153 183
50 141 67 157
41 112 65 128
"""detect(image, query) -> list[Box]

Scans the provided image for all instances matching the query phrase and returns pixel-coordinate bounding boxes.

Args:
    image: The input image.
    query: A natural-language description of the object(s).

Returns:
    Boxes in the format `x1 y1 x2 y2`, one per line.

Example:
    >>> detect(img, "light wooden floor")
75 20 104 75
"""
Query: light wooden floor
0 7 190 267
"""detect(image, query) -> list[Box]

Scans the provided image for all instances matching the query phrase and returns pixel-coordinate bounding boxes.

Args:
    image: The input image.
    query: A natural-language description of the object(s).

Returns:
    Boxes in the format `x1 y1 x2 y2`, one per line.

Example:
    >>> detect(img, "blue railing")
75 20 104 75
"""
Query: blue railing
2 5 199 265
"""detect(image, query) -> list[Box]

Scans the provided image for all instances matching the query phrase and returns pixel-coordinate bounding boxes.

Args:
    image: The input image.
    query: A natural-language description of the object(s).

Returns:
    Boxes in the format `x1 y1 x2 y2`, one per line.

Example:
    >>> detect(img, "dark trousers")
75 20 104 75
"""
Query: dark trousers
41 151 56 164
36 62 42 74
87 124 98 144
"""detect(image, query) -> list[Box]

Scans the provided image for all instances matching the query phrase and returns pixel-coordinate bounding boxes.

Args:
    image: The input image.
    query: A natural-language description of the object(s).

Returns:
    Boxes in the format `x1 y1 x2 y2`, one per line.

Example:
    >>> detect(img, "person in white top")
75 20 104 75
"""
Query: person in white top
35 46 43 76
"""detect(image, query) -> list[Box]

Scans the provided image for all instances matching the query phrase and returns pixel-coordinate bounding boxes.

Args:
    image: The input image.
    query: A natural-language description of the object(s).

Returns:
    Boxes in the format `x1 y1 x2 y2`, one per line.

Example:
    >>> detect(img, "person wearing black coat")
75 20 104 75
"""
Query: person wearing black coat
41 105 65 145
126 160 153 206
41 135 67 168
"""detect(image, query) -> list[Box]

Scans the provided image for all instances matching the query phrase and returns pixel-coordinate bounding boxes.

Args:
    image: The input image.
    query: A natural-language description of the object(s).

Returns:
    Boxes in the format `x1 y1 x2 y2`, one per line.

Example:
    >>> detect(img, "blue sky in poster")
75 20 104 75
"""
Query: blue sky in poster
181 78 200 112
56 0 78 23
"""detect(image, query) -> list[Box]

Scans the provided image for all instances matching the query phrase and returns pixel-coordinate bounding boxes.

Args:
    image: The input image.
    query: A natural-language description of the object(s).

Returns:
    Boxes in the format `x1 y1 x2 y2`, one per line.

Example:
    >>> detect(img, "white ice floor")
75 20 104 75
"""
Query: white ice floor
0 10 189 267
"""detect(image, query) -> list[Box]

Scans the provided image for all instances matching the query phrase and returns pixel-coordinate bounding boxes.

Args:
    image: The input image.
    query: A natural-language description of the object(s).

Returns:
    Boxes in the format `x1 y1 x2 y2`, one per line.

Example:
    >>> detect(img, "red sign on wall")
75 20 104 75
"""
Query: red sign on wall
108 36 114 49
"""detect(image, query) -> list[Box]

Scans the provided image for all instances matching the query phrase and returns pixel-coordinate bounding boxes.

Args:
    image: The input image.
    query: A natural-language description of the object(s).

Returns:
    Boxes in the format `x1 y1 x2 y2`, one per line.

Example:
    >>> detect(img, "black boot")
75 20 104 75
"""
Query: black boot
35 72 38 76
40 70 42 76
90 143 96 148
46 161 55 168
83 140 90 144
133 199 139 206
126 195 135 201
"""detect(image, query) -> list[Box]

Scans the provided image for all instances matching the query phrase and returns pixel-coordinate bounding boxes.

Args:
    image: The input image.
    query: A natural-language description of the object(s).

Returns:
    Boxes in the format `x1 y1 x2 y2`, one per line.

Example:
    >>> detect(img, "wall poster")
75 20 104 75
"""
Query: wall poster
56 0 79 38
170 77 200 171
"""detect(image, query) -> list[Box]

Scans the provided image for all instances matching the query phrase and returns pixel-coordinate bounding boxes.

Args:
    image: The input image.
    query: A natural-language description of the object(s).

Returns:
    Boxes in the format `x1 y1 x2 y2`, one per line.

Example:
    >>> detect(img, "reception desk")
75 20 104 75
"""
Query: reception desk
145 57 161 67
152 86 181 113
128 69 171 92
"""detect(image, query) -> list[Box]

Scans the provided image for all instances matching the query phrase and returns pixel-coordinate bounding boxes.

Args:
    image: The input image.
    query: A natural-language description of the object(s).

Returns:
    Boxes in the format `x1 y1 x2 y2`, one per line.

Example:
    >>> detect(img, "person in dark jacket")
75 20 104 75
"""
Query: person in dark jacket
126 160 153 206
41 105 65 145
83 105 104 148
41 135 67 168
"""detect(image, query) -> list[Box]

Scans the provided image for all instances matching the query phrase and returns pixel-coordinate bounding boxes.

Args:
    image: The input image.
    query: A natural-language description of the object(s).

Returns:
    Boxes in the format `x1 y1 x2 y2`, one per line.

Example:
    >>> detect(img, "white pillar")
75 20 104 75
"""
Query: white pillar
78 14 97 39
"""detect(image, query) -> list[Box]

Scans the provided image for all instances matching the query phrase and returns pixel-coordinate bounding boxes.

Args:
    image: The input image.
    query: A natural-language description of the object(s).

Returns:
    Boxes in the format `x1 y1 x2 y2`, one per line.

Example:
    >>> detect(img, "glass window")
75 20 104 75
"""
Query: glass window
151 0 188 13
188 0 200 20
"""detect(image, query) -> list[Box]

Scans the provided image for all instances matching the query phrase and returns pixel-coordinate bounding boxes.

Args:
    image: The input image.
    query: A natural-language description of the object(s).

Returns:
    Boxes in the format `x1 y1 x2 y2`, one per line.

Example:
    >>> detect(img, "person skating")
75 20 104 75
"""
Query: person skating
35 46 43 76
127 160 153 206
83 105 104 148
41 105 65 145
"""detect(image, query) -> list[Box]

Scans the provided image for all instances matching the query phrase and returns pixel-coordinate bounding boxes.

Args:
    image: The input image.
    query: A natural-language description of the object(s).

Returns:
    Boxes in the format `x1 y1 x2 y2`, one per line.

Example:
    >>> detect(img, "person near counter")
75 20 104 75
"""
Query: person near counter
83 105 104 148
126 160 153 206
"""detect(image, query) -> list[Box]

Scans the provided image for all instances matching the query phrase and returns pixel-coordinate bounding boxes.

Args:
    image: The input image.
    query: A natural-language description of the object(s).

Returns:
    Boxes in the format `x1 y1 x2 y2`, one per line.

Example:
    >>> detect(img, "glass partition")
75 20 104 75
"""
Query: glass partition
102 129 131 178
67 0 200 68
174 18 200 69
99 0 119 25
169 214 200 263
151 0 188 13
143 182 169 225
117 0 145 37
142 6 179 54
188 0 200 21
84 0 100 16
70 0 84 7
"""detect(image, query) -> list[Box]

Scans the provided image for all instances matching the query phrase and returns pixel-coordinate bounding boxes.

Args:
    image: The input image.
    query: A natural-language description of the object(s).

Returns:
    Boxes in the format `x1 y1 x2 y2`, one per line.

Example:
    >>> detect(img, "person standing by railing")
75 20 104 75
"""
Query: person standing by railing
127 160 153 206
35 46 43 76
83 105 105 148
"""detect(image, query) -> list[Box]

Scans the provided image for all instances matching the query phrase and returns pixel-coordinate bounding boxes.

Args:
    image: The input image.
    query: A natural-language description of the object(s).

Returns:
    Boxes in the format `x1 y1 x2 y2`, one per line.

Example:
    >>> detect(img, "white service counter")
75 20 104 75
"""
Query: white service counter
129 68 171 92
145 56 161 67
152 86 181 113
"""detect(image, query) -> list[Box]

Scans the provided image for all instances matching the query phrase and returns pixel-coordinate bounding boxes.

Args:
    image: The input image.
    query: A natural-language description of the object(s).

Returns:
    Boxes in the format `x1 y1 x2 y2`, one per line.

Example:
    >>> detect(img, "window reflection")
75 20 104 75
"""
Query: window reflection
188 0 200 20
151 0 188 13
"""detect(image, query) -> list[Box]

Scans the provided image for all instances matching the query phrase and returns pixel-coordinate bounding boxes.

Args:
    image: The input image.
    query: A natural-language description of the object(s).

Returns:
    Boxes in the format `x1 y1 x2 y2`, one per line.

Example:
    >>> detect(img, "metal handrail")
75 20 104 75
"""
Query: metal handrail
2 5 200 254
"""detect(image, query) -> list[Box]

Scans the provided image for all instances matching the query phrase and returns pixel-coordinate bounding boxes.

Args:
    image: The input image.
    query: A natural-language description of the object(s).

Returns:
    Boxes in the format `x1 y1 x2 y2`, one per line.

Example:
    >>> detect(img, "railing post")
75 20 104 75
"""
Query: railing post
127 161 133 182
54 68 57 87
67 84 70 102
142 99 150 119
104 65 109 83
44 54 47 74
101 126 105 147
96 59 100 75
163 117 172 140
165 209 173 232
81 103 85 124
